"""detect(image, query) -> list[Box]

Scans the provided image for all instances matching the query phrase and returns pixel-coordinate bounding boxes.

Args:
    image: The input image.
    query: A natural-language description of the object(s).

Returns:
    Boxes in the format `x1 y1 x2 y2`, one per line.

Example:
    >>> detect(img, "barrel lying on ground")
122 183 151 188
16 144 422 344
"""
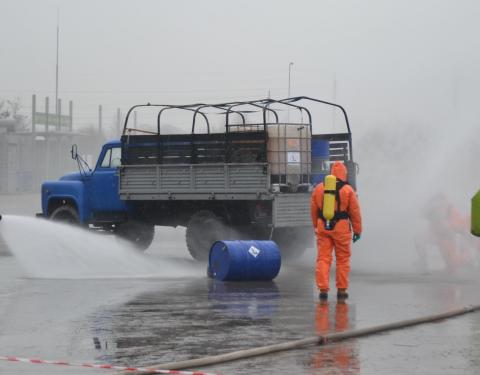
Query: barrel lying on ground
208 240 281 281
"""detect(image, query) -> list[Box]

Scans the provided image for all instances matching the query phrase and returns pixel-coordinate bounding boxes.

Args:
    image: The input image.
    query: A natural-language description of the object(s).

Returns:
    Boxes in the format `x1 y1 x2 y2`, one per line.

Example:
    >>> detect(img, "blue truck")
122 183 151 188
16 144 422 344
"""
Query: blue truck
39 97 357 259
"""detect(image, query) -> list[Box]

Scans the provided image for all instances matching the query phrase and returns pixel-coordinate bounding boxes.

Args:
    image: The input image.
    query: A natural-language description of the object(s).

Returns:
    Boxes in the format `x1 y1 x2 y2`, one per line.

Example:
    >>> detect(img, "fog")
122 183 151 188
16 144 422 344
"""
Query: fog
2 0 480 273
3 1 480 123
354 120 480 272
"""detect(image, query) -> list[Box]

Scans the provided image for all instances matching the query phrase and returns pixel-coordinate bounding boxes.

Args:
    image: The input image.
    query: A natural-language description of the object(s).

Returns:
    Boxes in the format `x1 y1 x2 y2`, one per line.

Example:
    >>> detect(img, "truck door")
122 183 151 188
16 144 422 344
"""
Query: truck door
89 146 126 213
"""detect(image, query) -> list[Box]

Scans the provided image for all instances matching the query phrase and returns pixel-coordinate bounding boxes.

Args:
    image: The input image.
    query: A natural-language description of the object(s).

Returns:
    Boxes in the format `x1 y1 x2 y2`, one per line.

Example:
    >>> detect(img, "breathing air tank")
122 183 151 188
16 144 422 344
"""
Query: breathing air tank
322 175 337 225
471 190 480 236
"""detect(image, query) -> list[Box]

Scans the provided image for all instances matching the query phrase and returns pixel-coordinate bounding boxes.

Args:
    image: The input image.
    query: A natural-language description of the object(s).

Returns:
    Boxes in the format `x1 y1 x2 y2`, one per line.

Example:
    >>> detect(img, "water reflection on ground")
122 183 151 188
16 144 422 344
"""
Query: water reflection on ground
1 254 480 374
310 301 359 374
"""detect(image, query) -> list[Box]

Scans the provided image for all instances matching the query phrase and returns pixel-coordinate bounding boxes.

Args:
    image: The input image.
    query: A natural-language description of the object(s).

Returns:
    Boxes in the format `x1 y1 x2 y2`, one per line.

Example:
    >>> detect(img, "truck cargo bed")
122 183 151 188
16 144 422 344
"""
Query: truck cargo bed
119 163 270 200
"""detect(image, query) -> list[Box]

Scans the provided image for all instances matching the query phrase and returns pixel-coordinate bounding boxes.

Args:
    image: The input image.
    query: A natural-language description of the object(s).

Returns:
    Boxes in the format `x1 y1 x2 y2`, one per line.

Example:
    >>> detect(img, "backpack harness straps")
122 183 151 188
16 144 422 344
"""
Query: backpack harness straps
318 180 350 228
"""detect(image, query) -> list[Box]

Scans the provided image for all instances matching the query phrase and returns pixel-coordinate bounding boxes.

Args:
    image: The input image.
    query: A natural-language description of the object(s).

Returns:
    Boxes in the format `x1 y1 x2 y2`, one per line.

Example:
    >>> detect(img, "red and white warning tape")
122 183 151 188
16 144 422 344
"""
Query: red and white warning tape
0 355 219 375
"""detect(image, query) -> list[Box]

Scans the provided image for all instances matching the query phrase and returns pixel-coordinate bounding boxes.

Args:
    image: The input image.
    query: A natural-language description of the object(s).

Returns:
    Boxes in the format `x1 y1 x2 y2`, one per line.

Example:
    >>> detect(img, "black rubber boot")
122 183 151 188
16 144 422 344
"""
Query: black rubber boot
319 291 328 301
337 289 349 300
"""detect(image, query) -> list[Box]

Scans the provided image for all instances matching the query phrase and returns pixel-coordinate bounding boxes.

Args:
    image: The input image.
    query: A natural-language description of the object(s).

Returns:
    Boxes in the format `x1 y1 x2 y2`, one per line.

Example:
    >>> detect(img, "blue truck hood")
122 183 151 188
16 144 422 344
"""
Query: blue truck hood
59 171 92 181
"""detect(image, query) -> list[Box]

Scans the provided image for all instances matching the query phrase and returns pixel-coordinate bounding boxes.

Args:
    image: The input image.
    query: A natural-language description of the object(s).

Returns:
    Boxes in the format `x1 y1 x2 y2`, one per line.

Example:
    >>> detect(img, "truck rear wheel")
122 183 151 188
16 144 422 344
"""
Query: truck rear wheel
186 210 227 261
115 221 155 251
50 205 80 224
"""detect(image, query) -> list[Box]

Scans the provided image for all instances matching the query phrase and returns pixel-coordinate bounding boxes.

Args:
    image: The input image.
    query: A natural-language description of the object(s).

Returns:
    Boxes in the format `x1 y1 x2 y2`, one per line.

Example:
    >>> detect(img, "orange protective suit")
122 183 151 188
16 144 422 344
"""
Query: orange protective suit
416 194 472 271
311 162 362 292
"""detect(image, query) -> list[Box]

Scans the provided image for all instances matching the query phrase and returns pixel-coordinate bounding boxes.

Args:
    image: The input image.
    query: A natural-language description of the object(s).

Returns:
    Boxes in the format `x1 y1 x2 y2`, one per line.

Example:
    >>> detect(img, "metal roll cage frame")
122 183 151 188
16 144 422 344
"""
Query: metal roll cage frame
123 96 353 156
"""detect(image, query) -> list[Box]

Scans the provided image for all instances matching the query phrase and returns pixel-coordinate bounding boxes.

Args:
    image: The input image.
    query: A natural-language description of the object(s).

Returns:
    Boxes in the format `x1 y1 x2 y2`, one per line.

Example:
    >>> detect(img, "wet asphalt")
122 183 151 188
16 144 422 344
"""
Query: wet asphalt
1 195 480 374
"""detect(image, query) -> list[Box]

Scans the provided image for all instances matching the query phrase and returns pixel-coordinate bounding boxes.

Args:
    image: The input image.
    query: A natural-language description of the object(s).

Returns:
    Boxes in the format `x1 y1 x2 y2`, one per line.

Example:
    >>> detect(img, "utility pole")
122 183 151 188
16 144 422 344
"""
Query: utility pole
57 99 62 132
55 9 60 115
288 62 294 98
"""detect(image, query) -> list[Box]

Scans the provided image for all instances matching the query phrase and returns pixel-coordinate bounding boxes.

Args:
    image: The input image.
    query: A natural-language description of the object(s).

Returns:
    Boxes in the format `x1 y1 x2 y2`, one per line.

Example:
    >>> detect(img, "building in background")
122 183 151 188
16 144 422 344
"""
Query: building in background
0 96 106 194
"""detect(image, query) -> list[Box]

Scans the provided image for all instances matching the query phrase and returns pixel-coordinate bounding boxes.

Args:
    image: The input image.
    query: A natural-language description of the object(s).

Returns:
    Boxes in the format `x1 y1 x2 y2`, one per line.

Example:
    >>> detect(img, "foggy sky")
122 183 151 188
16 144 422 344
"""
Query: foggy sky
2 0 480 133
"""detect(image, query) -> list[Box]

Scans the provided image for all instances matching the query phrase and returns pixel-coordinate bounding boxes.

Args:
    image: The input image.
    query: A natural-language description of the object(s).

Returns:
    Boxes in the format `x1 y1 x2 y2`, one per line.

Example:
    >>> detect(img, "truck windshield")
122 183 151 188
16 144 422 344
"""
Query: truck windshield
100 147 121 168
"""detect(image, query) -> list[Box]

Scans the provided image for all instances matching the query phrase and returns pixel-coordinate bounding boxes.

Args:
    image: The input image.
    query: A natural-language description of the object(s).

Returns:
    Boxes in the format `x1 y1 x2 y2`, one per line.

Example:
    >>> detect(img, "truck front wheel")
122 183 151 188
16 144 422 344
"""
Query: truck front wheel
50 205 80 224
115 221 155 251
186 210 226 261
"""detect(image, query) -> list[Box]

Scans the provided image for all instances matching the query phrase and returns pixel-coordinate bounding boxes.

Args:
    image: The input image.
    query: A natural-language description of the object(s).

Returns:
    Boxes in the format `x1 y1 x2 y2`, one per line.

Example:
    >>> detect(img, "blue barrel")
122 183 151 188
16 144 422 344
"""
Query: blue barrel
311 139 330 185
209 240 281 281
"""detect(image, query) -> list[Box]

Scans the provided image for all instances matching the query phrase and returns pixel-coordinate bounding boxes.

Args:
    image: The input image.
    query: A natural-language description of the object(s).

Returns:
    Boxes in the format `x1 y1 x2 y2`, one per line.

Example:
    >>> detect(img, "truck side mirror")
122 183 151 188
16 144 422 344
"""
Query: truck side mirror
71 144 78 160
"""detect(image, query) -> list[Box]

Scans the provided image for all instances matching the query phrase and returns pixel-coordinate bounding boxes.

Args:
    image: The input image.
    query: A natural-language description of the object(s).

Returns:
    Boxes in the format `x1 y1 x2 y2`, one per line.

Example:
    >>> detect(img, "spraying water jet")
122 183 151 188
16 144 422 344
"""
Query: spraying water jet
0 215 201 279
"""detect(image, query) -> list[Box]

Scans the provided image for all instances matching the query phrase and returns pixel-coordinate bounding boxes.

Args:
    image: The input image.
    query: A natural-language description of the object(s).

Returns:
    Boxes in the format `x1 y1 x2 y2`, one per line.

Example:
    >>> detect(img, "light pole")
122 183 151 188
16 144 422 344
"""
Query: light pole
55 9 59 115
288 62 294 98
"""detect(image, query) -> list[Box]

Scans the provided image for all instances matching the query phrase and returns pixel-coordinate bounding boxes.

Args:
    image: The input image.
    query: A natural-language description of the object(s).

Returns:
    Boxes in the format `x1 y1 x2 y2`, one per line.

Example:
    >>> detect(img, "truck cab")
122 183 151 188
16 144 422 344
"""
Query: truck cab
40 140 154 249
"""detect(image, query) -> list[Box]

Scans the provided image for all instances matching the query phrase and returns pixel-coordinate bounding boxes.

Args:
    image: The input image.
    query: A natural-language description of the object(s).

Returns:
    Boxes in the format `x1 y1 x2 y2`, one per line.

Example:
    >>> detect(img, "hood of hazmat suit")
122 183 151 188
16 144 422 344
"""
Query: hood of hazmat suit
331 161 347 182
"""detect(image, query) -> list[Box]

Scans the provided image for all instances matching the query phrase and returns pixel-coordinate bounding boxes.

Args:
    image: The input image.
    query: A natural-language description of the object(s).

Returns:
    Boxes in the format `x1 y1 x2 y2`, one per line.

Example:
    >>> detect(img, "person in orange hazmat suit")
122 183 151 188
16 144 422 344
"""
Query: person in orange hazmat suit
415 193 472 272
311 161 362 300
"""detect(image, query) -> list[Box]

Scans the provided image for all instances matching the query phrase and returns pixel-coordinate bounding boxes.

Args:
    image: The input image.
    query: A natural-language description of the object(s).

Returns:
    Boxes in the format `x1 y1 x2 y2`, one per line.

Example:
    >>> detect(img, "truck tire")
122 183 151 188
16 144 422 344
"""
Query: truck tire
50 205 81 224
272 227 313 259
115 221 155 251
186 210 227 261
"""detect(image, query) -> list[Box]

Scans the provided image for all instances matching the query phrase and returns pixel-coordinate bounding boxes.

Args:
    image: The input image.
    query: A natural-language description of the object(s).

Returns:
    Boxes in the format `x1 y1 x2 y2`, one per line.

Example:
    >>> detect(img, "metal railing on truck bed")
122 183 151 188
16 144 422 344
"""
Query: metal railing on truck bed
121 131 267 165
